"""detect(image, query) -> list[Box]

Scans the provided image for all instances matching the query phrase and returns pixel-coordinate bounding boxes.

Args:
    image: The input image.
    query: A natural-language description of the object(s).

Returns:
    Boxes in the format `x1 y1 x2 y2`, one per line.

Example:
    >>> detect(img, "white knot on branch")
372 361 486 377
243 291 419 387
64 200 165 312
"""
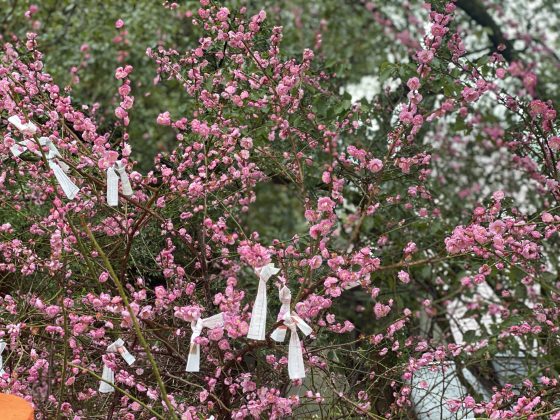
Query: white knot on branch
99 338 136 394
107 160 133 206
186 313 224 372
246 263 280 341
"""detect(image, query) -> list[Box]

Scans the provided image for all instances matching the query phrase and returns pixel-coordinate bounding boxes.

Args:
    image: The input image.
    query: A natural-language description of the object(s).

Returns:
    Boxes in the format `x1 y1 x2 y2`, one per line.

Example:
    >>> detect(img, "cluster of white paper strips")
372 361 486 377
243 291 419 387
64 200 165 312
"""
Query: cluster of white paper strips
183 263 310 380
95 263 305 393
247 263 312 380
8 116 310 382
7 116 132 206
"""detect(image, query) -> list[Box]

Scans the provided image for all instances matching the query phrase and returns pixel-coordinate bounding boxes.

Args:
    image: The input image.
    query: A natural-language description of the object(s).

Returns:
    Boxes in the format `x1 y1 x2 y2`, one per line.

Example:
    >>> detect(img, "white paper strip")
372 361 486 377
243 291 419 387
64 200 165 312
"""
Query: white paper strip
0 340 6 376
269 285 313 378
10 143 26 157
109 338 136 366
115 161 133 196
8 115 37 156
49 161 79 199
39 137 70 172
7 121 79 199
98 363 115 393
283 313 312 380
11 136 79 199
8 115 37 135
247 263 280 341
106 166 119 206
186 313 224 372
99 338 135 393
106 160 133 206
42 138 79 200
270 285 292 342
288 322 306 380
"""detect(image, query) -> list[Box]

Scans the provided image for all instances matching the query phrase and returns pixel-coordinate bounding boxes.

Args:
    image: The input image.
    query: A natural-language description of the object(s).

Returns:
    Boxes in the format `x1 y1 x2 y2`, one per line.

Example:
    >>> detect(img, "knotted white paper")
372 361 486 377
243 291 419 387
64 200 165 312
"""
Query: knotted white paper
186 313 224 372
270 286 292 342
247 263 280 341
99 338 135 393
8 115 37 136
0 340 6 376
106 160 133 206
270 287 313 380
276 312 312 380
98 364 115 394
8 116 38 156
41 137 79 200
7 133 79 199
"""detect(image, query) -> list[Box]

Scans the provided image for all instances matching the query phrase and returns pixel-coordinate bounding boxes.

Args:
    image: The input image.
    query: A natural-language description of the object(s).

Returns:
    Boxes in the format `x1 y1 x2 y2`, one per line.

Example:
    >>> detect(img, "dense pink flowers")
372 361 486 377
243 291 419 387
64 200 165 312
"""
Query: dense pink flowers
0 1 558 419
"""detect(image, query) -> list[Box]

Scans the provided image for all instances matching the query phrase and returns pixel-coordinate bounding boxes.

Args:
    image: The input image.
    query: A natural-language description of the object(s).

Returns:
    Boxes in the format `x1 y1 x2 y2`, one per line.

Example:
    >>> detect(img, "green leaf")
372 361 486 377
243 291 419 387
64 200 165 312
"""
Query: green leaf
463 330 479 342
379 62 397 82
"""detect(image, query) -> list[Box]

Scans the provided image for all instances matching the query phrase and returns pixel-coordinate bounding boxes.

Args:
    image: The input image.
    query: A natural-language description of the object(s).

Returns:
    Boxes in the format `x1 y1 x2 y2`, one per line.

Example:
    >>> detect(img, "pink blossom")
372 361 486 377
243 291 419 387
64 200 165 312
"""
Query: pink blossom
397 271 410 284
367 158 383 173
407 77 420 90
157 111 171 126
462 87 479 102
417 49 434 64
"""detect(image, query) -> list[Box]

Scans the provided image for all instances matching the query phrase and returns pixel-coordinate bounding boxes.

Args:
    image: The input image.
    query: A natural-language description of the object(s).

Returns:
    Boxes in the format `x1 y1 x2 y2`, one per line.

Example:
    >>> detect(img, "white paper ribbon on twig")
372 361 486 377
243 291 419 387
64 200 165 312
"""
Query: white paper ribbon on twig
0 340 6 376
6 129 79 199
186 313 224 372
275 312 312 380
270 285 292 342
41 137 79 199
247 263 280 341
8 116 38 156
9 140 29 157
7 115 37 135
8 115 37 136
99 338 136 393
107 160 133 206
98 364 115 394
270 286 312 379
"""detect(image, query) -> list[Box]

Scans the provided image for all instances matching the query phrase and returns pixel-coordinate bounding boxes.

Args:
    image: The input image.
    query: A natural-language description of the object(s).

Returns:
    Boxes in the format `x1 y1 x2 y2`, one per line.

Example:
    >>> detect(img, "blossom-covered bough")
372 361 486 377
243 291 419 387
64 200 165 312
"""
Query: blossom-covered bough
0 0 559 418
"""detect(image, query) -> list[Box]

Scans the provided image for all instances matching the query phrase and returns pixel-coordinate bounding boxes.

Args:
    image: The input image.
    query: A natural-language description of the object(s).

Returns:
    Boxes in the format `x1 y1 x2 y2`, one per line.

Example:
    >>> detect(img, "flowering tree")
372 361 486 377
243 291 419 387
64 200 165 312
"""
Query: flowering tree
0 0 559 418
